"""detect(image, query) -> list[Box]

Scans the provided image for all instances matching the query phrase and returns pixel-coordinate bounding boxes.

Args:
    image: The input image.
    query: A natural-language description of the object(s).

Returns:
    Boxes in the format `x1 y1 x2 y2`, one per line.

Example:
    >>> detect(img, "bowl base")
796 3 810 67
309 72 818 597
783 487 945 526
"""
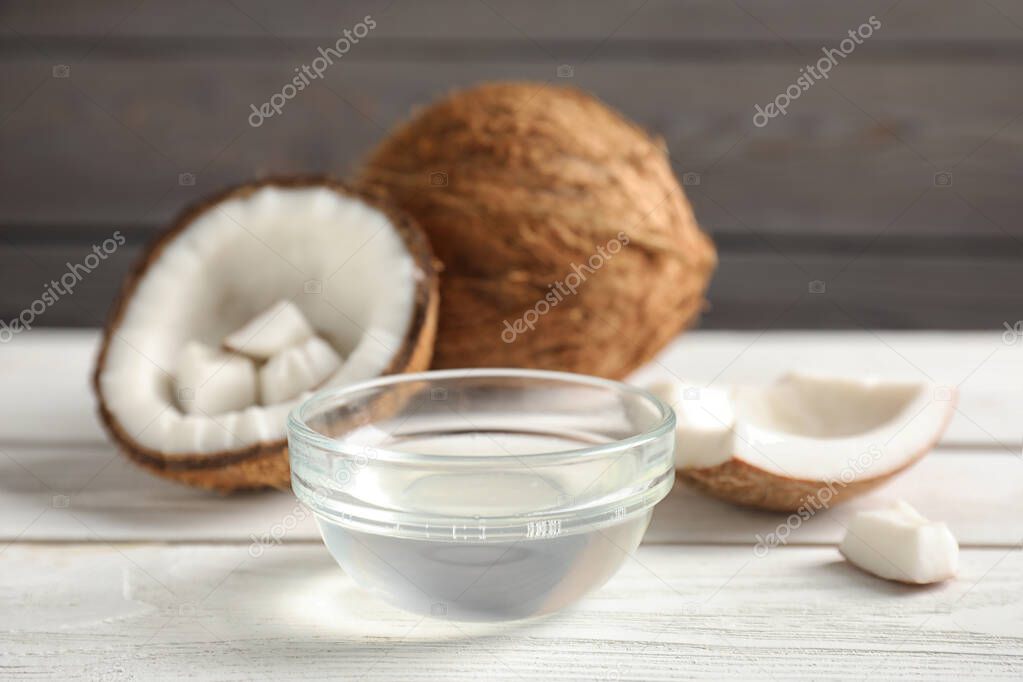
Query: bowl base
317 512 651 622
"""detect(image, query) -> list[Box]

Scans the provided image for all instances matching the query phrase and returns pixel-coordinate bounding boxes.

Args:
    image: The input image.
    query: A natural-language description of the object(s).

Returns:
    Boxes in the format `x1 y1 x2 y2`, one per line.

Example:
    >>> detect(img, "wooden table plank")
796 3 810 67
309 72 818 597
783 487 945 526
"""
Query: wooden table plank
2 330 1019 546
0 330 105 443
2 57 1018 234
2 330 1018 448
7 242 1023 330
632 330 1023 451
1 442 1019 547
4 0 1021 42
2 329 1019 679
2 543 1020 680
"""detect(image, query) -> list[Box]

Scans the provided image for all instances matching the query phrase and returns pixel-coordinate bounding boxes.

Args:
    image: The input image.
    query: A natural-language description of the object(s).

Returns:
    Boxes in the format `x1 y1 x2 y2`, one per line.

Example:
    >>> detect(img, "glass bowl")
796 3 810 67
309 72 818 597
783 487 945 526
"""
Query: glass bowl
287 368 675 622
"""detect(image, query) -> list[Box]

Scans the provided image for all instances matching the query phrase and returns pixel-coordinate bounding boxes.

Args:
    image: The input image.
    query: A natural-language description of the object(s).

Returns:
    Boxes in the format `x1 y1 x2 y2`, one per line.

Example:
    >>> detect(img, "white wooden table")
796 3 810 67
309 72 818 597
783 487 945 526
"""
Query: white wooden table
2 330 1022 680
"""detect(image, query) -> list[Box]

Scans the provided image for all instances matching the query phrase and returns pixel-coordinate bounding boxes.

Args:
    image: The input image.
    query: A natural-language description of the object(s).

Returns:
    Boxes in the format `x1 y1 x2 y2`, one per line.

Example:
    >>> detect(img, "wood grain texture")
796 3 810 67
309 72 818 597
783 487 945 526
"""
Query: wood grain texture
5 241 1023 329
1 330 1021 547
2 543 1021 680
704 252 1023 329
1 1 1020 330
3 329 1020 447
2 441 1020 547
1 331 1021 679
0 59 1018 234
3 0 1022 41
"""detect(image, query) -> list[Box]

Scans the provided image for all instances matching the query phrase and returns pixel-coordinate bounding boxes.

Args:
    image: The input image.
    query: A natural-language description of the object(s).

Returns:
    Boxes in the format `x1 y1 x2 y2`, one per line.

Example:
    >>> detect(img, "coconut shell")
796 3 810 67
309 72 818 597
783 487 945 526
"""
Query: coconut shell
678 463 896 513
357 82 716 379
678 392 956 512
93 177 439 492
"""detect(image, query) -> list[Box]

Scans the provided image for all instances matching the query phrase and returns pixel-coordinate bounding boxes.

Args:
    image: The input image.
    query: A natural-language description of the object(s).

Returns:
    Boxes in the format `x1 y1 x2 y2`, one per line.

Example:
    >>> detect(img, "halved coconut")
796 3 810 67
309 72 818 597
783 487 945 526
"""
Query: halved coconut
93 178 438 491
649 373 955 511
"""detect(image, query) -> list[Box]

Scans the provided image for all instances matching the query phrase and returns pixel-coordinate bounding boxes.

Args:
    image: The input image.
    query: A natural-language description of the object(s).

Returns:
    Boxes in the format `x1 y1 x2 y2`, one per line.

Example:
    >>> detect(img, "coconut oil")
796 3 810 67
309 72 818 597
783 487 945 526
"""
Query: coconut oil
318 512 649 621
316 432 651 621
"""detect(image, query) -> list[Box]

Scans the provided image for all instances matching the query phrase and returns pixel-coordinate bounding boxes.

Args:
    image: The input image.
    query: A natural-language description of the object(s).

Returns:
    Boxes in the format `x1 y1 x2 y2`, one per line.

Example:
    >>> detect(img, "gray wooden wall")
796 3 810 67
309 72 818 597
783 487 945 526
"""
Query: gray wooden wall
2 1 1021 331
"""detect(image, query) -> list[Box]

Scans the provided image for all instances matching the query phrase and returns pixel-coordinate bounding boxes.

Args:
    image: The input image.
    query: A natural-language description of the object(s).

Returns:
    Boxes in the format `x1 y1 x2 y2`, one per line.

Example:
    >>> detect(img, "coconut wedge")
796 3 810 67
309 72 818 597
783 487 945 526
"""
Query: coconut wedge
840 501 958 584
175 341 258 415
94 179 438 491
259 335 343 405
223 300 314 360
649 373 955 511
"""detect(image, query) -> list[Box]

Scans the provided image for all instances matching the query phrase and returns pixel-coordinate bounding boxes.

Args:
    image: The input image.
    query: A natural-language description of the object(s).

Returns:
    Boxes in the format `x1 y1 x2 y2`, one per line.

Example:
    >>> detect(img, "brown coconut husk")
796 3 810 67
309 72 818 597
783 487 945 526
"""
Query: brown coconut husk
358 82 716 379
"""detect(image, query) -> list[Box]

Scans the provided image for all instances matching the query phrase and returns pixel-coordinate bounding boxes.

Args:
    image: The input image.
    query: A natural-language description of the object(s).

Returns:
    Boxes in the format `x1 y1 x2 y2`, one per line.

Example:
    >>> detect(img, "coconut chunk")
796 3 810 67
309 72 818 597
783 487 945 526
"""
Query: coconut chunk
648 381 734 468
223 300 314 360
259 336 343 405
839 500 958 584
175 341 257 415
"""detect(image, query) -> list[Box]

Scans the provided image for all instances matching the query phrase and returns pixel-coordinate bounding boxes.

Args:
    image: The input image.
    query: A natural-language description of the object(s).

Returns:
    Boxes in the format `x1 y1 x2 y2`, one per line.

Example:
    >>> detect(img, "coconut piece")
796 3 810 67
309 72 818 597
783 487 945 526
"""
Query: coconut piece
175 341 257 415
259 336 343 404
357 81 716 379
223 300 314 360
93 178 439 491
647 381 734 468
839 501 958 584
650 373 955 511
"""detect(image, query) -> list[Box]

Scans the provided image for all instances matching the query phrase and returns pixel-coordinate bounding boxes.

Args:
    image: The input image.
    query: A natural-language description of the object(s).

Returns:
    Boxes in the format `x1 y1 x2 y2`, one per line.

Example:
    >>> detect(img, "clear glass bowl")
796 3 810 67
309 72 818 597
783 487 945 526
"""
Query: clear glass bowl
287 368 675 622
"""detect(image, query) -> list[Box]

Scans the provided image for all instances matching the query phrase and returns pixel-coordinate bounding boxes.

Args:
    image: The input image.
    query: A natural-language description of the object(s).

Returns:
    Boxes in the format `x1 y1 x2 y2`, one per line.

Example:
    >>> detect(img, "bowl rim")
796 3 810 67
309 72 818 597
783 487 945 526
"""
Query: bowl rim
286 367 675 466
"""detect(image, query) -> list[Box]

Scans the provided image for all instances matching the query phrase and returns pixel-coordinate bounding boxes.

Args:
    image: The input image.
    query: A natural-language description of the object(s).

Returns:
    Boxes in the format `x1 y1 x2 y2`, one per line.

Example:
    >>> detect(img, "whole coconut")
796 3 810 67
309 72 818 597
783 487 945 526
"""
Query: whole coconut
357 82 716 379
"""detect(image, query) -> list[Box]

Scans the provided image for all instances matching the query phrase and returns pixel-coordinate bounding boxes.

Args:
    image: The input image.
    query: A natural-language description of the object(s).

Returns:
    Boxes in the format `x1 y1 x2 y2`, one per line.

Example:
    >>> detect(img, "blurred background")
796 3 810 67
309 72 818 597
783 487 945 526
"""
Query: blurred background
1 0 1021 331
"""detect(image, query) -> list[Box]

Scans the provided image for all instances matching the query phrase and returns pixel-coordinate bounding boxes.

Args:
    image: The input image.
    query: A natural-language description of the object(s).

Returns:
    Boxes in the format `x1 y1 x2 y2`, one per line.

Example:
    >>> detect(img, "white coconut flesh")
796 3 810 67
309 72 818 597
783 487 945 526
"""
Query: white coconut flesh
175 341 258 415
223 299 315 359
840 500 958 584
258 335 343 405
98 186 421 457
650 373 953 481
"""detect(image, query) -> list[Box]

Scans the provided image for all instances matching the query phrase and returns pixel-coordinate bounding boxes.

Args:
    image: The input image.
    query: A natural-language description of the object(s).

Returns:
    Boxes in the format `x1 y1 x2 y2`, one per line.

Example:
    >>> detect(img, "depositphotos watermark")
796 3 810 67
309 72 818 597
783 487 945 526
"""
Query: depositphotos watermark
246 448 379 557
248 498 318 558
1002 321 1023 345
752 445 883 557
0 231 126 343
501 231 631 344
753 15 881 128
248 15 377 127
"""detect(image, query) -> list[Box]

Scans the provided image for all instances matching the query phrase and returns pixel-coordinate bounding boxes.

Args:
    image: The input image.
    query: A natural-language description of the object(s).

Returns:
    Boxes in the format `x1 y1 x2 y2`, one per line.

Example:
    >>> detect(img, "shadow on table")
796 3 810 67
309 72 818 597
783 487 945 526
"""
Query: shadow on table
817 558 955 595
181 546 559 678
